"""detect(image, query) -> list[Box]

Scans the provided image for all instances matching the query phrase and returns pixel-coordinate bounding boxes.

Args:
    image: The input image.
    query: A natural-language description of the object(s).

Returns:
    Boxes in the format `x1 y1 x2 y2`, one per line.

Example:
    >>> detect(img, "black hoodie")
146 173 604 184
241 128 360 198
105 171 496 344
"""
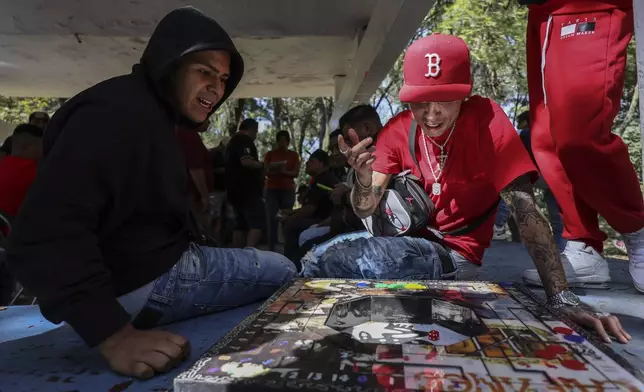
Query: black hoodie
6 7 244 347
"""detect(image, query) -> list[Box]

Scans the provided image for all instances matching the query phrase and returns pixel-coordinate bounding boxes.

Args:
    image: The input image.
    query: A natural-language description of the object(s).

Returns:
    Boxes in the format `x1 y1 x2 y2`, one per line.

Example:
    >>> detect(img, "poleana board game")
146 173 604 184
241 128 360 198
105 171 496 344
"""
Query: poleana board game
174 279 644 391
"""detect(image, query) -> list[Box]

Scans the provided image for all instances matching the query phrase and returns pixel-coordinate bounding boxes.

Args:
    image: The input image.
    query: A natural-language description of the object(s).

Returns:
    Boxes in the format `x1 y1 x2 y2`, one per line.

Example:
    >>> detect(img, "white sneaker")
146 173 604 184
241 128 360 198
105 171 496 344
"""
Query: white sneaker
493 224 510 241
621 227 644 293
522 240 611 288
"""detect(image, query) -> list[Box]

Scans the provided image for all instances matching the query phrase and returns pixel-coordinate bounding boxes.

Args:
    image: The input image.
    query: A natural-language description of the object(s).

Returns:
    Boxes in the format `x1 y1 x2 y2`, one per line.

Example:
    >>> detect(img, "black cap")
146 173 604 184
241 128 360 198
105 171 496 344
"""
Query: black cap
13 123 44 138
308 149 329 166
239 118 258 131
29 111 50 122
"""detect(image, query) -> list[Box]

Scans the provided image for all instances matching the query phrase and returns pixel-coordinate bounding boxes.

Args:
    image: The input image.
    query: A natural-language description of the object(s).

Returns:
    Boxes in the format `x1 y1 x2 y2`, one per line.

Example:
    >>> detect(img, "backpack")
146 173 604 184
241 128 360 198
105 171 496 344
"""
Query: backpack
361 119 498 238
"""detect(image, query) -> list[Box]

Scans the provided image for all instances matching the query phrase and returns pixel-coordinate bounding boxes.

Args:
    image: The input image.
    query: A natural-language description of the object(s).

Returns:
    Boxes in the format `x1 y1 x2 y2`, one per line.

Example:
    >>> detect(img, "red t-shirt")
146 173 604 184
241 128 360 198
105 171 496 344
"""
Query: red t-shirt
264 149 300 190
0 156 39 235
372 96 537 264
176 130 213 196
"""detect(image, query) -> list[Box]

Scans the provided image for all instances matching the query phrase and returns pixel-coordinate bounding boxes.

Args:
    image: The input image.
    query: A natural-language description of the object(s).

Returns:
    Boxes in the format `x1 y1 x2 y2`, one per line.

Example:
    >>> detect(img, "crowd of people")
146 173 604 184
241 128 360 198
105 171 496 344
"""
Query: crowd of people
0 0 642 380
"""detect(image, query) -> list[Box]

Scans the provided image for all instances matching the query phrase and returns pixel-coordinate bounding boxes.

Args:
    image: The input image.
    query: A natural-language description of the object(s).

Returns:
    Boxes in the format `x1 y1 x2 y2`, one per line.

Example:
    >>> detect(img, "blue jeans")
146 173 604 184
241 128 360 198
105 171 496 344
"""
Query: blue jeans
265 188 296 250
301 232 462 281
299 225 331 246
140 244 296 325
543 188 566 252
495 199 512 227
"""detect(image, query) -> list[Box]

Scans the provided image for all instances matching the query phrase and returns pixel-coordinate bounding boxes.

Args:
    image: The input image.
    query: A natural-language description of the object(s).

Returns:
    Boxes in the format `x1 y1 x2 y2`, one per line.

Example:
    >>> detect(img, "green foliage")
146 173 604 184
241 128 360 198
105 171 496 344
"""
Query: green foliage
622 124 642 182
0 96 65 124
438 0 528 101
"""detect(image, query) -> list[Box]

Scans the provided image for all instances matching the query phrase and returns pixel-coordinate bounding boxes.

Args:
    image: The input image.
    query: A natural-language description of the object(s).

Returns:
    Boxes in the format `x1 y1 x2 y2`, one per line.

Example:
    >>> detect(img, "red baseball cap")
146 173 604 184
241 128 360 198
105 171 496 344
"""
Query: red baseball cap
399 33 472 103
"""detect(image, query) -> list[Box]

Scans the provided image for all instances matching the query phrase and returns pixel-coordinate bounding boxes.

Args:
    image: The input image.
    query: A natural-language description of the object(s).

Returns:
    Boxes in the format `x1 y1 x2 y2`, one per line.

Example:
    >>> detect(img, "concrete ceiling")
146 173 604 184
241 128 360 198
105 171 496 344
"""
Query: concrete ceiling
0 0 434 115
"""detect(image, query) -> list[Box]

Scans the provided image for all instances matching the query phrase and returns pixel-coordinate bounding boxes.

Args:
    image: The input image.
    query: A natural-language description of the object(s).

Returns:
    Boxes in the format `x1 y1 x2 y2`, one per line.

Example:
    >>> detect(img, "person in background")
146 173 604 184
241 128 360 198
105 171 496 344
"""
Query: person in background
0 136 11 162
6 8 295 379
209 138 228 242
296 106 384 255
493 111 565 252
226 118 266 248
177 120 213 231
0 124 43 306
294 130 346 247
0 124 43 223
296 184 309 207
28 111 50 131
264 131 300 251
282 149 339 266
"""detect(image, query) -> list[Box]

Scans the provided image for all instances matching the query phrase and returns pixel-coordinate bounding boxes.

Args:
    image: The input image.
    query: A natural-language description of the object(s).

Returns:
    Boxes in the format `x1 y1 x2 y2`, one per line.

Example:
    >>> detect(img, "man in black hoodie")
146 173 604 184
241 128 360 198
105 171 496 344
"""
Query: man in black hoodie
6 7 296 379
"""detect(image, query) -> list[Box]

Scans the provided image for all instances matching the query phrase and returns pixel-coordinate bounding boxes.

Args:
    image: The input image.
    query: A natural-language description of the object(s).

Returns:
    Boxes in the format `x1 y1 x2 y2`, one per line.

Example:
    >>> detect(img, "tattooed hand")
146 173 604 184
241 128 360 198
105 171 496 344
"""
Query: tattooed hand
557 303 631 344
337 128 375 187
337 129 391 218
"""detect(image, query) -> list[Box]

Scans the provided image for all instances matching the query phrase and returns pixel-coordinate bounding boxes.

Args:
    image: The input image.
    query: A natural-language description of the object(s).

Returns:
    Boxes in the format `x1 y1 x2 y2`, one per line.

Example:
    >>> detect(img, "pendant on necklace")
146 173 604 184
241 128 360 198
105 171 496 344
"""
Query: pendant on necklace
432 182 441 196
439 153 448 171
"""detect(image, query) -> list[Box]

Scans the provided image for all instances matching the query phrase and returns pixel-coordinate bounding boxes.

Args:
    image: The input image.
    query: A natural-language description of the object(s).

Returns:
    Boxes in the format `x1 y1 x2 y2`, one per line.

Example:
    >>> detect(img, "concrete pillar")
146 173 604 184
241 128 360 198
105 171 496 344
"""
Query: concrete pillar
635 0 644 178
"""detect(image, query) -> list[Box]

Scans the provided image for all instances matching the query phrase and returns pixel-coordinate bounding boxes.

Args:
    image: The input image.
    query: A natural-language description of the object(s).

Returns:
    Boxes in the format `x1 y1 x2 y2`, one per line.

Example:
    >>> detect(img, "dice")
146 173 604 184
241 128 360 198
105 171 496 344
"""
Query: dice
429 330 440 341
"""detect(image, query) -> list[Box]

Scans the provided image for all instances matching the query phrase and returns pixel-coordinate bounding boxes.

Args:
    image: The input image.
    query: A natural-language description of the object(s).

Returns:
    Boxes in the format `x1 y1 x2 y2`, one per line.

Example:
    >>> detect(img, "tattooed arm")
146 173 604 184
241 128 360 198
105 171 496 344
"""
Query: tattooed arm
502 175 632 344
350 171 392 219
500 175 567 297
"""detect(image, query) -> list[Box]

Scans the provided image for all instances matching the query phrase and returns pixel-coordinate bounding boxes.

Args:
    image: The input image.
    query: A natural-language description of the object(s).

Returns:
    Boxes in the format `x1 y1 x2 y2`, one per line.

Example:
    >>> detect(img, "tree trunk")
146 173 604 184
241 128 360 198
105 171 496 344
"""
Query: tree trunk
316 97 328 147
298 121 307 156
297 115 313 157
227 98 246 136
375 80 395 110
273 98 283 134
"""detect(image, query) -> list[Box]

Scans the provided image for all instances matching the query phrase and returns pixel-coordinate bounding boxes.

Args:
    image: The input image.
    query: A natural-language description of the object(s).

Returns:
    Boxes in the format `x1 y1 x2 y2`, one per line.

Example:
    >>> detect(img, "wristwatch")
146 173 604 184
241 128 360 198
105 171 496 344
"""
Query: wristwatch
546 290 581 309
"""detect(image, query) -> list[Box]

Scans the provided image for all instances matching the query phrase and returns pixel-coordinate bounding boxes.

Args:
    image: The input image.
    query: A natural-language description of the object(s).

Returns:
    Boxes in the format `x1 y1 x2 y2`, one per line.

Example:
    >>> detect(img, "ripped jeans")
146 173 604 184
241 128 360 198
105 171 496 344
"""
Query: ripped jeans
300 231 477 281
131 244 296 327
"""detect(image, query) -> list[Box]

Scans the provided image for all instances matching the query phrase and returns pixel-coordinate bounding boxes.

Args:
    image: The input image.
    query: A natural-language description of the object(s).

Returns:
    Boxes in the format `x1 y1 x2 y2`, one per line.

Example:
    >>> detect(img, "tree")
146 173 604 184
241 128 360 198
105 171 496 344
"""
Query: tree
0 96 66 124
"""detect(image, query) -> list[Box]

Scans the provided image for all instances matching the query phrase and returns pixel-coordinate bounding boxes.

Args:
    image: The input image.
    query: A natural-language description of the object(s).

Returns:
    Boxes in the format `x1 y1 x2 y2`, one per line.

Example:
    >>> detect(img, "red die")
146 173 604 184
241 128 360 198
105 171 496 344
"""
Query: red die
429 330 440 341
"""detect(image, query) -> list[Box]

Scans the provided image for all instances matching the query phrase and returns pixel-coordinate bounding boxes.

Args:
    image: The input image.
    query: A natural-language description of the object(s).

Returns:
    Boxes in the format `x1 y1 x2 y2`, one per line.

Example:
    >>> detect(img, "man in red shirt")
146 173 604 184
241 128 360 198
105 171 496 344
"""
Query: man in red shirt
264 130 301 251
305 34 629 343
519 0 644 292
0 124 43 223
0 124 41 305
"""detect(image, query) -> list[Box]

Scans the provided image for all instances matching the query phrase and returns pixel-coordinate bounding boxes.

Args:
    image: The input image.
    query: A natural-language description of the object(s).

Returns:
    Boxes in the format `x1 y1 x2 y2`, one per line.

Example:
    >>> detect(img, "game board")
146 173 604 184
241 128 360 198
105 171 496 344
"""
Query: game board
174 279 644 391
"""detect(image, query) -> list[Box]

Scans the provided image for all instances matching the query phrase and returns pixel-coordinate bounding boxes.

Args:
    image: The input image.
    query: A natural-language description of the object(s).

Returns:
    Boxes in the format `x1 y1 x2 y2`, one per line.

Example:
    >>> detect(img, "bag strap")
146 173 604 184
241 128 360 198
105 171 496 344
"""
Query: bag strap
441 198 501 237
407 119 422 176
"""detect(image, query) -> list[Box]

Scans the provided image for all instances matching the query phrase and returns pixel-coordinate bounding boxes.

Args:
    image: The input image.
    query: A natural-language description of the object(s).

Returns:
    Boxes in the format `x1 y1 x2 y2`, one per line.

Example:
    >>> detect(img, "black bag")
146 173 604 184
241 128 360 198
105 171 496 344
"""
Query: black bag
361 119 498 238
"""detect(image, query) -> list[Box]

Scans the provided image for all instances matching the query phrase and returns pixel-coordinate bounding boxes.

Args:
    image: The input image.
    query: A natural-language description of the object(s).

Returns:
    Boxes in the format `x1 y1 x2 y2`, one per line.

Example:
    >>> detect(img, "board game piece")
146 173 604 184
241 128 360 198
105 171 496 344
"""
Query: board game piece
174 279 644 391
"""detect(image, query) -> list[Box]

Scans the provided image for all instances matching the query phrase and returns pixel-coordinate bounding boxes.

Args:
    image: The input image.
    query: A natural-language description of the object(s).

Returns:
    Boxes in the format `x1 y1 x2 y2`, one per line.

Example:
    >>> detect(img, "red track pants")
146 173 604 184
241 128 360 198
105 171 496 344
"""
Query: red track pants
527 1 644 252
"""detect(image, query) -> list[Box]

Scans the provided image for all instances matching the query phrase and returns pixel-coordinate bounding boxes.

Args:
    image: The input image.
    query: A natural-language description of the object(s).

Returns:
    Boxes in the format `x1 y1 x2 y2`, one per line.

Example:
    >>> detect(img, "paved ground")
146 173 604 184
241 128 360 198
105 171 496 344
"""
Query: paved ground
1 241 643 391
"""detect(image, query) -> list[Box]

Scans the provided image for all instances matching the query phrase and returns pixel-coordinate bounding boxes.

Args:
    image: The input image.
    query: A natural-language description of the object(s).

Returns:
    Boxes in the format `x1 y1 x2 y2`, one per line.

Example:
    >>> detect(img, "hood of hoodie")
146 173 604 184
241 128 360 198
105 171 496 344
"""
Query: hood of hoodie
139 6 244 125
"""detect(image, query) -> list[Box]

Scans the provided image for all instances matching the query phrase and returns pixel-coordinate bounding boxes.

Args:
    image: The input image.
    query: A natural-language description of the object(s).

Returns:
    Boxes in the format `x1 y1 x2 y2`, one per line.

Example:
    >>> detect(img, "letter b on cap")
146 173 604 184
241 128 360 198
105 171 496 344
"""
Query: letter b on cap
424 53 441 78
